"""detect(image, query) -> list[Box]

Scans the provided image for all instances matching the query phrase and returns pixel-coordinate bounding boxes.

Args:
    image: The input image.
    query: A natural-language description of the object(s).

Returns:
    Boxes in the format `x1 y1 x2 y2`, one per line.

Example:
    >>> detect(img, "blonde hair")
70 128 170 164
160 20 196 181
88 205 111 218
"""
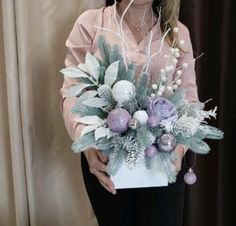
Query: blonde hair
152 0 181 46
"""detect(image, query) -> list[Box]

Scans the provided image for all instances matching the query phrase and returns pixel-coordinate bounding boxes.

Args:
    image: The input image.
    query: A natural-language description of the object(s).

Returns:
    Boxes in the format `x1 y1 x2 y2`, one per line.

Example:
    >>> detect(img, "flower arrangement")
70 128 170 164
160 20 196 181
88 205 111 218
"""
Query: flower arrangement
60 35 224 185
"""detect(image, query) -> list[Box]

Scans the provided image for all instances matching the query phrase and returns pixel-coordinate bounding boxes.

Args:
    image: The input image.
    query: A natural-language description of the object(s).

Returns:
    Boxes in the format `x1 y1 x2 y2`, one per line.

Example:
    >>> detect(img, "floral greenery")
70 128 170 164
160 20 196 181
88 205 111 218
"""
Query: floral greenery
60 35 224 183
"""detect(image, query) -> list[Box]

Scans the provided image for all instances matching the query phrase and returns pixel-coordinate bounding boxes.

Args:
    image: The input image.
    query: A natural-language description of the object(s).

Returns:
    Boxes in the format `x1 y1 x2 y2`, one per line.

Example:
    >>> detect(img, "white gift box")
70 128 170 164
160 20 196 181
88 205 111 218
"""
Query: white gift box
110 156 168 189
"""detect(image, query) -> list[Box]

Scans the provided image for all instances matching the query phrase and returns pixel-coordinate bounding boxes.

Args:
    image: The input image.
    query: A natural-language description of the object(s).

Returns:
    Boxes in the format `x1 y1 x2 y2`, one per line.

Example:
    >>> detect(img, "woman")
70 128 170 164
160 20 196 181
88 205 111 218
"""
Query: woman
60 0 198 225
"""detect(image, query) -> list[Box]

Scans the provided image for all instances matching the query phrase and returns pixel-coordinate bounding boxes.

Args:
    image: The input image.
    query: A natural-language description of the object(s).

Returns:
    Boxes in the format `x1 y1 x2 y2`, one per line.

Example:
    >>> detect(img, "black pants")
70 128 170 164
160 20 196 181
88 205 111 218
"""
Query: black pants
81 152 186 226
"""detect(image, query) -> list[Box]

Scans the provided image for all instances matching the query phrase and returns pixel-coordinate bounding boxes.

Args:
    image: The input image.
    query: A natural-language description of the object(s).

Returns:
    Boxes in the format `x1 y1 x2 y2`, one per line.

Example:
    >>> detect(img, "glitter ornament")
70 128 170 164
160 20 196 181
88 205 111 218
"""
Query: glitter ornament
157 133 177 152
128 118 140 130
147 116 160 128
106 108 131 133
145 145 158 158
133 110 149 125
184 168 197 185
112 80 135 104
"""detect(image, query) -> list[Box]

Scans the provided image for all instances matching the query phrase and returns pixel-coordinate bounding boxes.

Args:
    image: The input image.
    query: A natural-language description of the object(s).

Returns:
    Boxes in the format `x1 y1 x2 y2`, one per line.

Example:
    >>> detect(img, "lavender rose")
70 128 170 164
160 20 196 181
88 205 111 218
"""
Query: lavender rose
147 97 178 122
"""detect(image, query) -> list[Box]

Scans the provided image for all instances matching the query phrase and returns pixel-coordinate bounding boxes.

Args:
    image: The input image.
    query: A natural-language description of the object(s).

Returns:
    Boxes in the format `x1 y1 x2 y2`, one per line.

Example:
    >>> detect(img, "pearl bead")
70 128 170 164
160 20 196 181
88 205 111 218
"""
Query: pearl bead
183 63 188 68
172 84 178 90
176 70 182 76
173 58 178 64
171 48 175 54
179 40 185 46
173 27 179 33
159 85 165 92
167 86 173 92
176 79 182 85
165 66 171 72
169 65 174 70
157 91 163 96
152 84 158 90
161 75 167 82
151 93 156 98
175 52 180 58
160 69 165 74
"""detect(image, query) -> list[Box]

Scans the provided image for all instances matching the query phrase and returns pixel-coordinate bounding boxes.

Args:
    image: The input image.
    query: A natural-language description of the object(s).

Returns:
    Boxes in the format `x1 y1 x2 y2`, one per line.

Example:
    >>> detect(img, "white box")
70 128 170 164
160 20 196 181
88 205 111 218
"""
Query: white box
110 156 168 189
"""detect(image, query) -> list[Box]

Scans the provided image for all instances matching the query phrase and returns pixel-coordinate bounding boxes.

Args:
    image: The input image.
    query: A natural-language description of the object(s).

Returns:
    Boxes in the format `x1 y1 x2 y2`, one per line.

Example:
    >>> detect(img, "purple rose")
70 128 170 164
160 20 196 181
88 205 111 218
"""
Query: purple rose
147 97 178 122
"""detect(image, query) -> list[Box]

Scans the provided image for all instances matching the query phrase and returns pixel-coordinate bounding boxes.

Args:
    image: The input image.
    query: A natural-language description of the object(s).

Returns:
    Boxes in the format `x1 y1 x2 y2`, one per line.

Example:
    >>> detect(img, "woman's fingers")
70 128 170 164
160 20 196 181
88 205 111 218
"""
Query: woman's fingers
85 149 116 195
173 144 185 173
96 171 116 195
96 150 109 163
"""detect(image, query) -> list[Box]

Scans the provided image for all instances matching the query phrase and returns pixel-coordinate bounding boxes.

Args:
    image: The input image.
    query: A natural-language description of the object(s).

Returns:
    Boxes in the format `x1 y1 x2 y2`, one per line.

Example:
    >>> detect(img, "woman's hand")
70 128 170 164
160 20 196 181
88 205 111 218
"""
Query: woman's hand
172 144 185 173
84 149 116 195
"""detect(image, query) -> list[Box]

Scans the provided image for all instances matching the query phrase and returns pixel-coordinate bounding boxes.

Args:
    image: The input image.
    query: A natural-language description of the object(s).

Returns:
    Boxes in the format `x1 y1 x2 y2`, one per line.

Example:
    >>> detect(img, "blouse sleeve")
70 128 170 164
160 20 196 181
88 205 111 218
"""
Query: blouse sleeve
175 22 199 103
59 10 102 141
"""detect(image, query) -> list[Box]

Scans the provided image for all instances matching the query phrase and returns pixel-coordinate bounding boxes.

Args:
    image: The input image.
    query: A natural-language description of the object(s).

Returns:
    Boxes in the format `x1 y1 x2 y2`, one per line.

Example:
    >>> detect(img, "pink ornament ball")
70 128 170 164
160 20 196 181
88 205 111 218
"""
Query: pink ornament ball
106 108 131 133
184 168 197 185
145 145 158 158
147 116 160 128
157 133 176 152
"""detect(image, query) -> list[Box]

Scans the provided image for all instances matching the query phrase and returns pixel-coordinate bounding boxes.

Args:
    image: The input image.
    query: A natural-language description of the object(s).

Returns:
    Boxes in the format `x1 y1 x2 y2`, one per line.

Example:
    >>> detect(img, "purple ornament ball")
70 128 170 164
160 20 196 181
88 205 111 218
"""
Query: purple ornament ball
106 108 131 133
184 168 197 185
157 133 176 152
147 116 160 128
145 145 158 158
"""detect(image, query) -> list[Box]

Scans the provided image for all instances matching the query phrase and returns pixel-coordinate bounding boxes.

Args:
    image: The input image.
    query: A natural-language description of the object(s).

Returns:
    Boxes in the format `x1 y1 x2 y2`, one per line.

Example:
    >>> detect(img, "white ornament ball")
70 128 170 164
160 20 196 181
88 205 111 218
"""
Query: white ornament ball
112 80 135 104
157 91 163 96
176 79 182 85
173 27 179 33
133 110 149 125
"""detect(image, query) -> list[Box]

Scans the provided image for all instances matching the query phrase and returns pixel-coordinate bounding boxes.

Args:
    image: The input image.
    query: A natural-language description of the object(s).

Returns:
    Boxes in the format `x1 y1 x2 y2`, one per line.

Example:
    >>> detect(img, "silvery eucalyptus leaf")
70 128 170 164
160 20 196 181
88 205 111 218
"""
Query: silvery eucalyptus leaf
85 52 100 82
104 61 119 86
60 66 90 78
67 83 93 97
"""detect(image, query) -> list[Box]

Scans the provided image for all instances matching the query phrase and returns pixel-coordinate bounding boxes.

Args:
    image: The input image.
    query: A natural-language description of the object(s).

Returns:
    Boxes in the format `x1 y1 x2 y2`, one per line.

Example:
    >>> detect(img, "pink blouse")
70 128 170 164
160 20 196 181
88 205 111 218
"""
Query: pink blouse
60 4 199 142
